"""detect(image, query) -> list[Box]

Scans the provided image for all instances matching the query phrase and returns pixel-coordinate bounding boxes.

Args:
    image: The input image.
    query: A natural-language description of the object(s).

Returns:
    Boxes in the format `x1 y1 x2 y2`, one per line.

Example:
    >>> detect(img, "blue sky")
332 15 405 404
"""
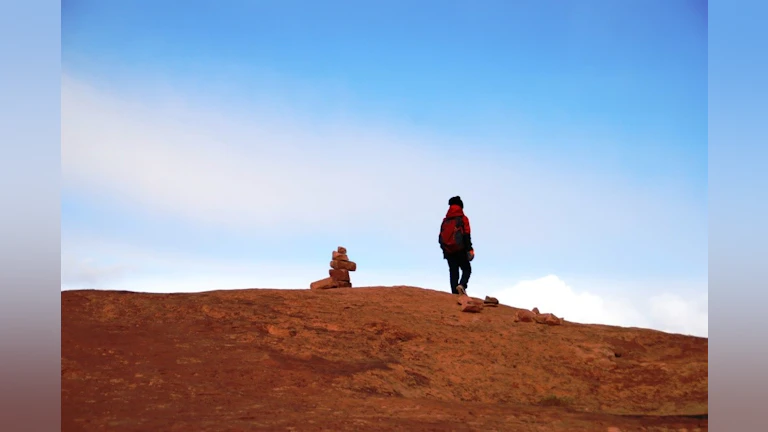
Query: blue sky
61 0 708 336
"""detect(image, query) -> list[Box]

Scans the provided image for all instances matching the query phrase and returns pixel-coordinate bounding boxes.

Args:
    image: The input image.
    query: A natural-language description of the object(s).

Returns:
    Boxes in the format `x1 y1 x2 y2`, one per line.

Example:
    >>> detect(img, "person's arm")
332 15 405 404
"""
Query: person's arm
463 215 473 251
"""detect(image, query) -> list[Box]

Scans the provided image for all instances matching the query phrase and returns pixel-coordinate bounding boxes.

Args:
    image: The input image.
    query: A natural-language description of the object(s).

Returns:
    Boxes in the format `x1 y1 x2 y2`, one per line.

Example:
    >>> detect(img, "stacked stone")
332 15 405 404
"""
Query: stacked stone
455 295 499 313
309 246 358 290
513 307 564 326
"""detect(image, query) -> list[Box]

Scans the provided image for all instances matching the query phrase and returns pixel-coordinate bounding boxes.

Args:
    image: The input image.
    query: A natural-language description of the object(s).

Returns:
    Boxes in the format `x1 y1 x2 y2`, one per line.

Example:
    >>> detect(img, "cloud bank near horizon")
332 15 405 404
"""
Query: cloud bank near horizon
492 274 708 337
60 233 708 338
60 249 708 338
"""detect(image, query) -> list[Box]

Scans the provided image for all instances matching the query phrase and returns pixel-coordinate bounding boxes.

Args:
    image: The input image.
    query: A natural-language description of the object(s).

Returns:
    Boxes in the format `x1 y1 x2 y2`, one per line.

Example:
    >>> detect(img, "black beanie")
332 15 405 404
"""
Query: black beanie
448 196 464 209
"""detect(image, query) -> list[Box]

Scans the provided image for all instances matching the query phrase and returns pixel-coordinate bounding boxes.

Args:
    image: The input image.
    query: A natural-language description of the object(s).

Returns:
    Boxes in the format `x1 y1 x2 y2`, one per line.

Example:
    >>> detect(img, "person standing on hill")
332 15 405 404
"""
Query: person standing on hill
439 196 475 295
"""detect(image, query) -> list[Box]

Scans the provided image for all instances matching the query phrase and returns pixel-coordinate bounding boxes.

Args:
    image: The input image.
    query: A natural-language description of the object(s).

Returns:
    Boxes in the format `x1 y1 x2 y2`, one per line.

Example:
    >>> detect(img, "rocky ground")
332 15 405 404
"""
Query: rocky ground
62 286 708 431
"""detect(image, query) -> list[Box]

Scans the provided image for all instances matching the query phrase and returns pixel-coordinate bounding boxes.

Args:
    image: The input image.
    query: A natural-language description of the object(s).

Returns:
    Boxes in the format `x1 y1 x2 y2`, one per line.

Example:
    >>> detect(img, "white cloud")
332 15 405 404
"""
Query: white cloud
60 238 708 338
60 233 325 291
649 292 708 337
492 275 649 328
61 73 703 254
61 74 455 235
60 233 442 294
61 253 130 289
490 274 707 337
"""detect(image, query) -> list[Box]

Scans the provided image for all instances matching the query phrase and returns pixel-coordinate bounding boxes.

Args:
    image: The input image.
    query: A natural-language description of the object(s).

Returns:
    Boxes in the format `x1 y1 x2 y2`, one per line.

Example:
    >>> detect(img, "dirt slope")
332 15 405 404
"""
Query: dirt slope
62 286 708 431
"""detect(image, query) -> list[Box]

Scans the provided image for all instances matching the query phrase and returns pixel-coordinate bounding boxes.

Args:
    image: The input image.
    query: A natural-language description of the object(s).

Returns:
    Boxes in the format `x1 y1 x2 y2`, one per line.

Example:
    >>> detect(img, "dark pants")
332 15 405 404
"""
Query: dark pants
446 252 472 294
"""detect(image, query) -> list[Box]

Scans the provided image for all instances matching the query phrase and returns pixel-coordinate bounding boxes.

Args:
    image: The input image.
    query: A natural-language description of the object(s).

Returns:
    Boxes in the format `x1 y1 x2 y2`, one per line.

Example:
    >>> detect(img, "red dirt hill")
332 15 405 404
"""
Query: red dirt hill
62 286 708 431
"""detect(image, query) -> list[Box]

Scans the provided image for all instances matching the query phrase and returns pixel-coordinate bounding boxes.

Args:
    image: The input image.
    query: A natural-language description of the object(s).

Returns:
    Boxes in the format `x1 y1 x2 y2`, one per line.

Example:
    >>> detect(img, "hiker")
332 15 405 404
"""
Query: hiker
439 196 474 295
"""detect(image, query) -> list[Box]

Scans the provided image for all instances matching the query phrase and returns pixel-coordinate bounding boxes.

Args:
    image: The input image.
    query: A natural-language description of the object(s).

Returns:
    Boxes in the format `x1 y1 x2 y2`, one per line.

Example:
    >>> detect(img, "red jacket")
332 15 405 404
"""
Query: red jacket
440 204 473 254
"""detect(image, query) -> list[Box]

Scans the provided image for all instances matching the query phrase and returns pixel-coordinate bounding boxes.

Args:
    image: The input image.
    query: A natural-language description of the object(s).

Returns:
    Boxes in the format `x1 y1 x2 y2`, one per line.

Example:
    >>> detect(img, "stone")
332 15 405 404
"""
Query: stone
534 313 563 326
337 246 347 254
457 294 470 304
310 277 337 290
514 309 536 323
483 302 498 307
330 260 357 271
335 281 352 288
329 269 351 282
332 251 349 261
458 295 484 313
456 295 483 305
460 302 483 313
532 307 540 315
484 296 499 305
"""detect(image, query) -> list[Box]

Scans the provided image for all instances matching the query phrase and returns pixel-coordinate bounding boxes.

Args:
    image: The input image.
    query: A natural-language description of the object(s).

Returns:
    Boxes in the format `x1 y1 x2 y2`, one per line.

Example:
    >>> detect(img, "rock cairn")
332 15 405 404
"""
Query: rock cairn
452 295 563 325
513 307 564 326
310 246 357 290
456 295 500 313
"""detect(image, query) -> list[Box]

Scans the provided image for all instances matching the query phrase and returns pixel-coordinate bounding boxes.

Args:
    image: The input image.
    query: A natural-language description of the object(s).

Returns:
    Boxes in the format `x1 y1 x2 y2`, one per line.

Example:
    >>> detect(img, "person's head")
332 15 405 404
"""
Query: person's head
448 196 464 209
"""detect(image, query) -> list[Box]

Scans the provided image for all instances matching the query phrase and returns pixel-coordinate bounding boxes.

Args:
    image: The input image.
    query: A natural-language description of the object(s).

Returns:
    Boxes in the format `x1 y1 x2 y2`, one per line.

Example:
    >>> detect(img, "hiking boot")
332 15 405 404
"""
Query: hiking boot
456 285 466 296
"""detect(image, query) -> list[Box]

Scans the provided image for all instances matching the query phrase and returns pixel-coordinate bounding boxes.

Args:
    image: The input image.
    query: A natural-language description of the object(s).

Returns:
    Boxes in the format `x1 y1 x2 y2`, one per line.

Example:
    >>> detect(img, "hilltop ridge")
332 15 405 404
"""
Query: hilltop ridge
62 286 708 431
